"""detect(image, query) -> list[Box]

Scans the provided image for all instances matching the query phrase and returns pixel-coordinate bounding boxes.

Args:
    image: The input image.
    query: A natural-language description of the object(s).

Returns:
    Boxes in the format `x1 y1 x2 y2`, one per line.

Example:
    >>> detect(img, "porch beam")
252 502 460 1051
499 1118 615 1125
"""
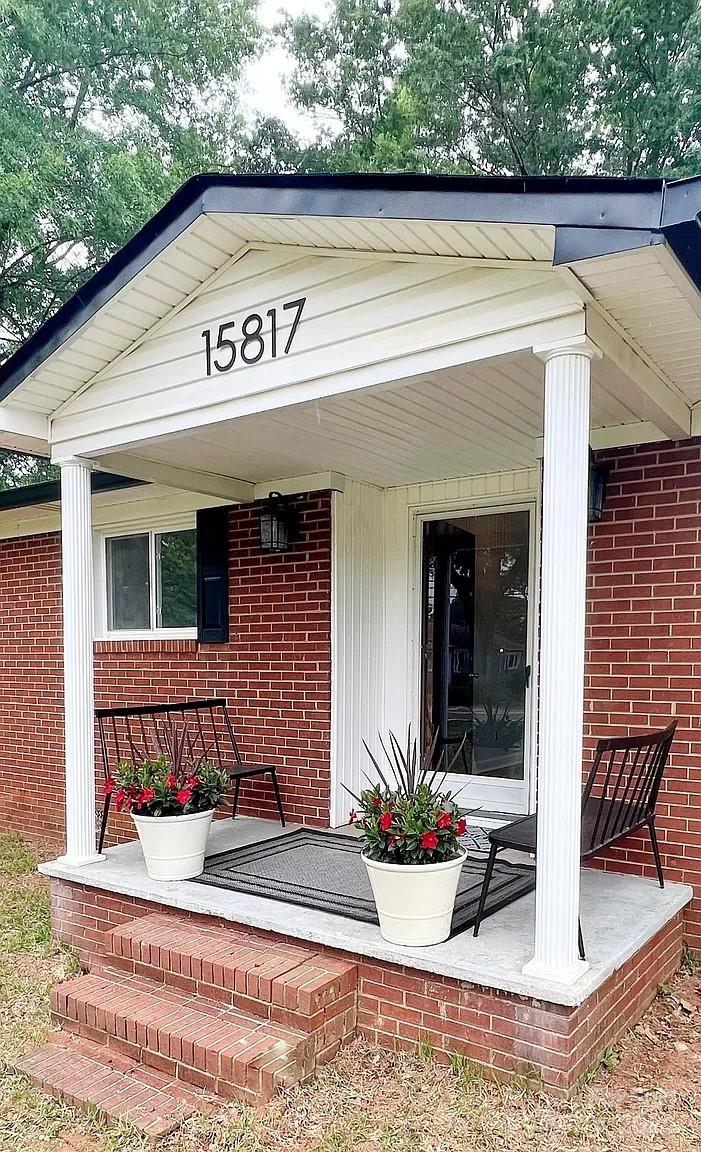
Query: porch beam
58 457 103 865
86 454 255 503
523 337 596 985
534 419 668 454
0 403 50 455
252 472 347 499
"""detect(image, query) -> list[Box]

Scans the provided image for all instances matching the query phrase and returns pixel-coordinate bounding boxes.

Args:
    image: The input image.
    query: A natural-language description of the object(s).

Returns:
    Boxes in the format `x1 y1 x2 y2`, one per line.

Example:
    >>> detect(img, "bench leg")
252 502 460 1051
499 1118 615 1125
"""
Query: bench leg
578 920 586 961
270 769 286 827
98 794 111 855
647 815 665 888
473 843 498 938
231 779 240 821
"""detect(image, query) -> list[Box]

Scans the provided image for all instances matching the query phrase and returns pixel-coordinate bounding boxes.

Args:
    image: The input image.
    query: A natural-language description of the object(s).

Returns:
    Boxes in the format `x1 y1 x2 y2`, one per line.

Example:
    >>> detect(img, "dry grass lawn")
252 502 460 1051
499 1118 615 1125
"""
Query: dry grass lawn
1 831 700 1152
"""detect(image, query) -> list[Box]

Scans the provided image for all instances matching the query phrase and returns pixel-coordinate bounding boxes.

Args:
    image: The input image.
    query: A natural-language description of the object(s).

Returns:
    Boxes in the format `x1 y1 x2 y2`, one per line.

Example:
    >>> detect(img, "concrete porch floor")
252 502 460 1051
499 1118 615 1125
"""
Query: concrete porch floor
40 817 693 1009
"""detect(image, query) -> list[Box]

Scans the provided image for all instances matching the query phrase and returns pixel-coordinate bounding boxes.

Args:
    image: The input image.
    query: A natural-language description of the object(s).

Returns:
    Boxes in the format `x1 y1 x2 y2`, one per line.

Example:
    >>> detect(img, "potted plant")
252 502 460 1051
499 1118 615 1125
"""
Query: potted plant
104 722 229 881
349 732 469 947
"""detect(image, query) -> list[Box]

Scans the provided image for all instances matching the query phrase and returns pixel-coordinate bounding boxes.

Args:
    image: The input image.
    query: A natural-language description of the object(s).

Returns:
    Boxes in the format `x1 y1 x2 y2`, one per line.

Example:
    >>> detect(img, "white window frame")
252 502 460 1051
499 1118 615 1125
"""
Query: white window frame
93 512 197 641
408 496 540 817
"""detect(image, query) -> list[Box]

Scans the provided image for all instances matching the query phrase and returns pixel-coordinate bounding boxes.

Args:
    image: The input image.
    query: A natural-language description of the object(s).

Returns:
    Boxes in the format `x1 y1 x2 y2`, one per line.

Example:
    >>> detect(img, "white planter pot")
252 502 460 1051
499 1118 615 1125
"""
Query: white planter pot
362 849 466 947
131 809 214 881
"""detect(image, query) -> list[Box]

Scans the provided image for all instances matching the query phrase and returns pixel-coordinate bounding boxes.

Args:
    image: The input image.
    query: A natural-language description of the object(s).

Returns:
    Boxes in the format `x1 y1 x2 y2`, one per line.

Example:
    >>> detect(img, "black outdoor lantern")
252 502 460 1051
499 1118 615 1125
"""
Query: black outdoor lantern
257 491 300 554
588 451 608 523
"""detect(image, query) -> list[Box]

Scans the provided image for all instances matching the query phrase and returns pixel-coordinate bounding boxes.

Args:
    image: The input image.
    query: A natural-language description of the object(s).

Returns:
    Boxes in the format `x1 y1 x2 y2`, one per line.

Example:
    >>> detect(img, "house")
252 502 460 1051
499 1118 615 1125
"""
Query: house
1 173 700 1121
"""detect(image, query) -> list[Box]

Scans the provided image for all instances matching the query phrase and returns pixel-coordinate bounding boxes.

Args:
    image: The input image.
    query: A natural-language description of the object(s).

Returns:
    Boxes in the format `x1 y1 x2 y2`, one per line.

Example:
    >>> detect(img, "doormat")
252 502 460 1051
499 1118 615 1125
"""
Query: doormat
196 829 535 937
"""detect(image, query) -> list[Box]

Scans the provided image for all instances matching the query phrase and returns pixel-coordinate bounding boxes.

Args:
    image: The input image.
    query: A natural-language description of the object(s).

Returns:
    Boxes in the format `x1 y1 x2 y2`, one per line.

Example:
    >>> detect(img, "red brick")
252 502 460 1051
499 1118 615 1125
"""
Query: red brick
0 494 333 844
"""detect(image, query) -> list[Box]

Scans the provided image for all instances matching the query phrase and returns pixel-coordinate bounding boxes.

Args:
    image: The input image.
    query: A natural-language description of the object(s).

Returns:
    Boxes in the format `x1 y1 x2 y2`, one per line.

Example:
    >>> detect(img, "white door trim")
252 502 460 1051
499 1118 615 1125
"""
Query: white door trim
407 492 540 816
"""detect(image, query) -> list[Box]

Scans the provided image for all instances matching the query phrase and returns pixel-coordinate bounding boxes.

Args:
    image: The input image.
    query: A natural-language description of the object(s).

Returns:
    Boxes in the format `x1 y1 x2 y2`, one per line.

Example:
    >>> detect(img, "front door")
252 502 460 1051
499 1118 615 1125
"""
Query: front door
421 508 532 814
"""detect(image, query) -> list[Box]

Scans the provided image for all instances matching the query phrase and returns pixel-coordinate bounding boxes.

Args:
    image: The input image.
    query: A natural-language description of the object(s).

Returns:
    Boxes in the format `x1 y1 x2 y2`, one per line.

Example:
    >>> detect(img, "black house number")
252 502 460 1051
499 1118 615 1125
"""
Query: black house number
201 296 307 376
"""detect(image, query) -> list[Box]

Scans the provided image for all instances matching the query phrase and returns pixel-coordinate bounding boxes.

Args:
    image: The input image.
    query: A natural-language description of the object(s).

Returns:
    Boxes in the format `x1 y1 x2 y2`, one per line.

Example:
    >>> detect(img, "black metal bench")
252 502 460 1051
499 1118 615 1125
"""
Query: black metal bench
96 697 285 853
473 722 677 957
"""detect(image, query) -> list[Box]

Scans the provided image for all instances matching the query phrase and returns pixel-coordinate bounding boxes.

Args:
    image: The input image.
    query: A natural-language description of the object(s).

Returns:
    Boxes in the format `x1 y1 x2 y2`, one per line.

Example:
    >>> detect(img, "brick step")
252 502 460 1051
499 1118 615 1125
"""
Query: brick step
16 1035 205 1141
51 970 314 1104
106 913 357 1044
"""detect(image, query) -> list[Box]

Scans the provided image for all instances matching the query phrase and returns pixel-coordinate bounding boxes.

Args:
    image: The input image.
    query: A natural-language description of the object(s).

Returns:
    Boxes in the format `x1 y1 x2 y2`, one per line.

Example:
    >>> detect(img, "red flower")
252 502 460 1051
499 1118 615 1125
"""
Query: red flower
176 788 192 806
389 836 398 850
436 811 452 830
372 795 382 809
114 790 128 812
166 772 177 789
456 818 467 837
137 787 155 806
104 776 115 796
420 831 439 851
349 809 358 825
185 775 201 788
379 811 393 832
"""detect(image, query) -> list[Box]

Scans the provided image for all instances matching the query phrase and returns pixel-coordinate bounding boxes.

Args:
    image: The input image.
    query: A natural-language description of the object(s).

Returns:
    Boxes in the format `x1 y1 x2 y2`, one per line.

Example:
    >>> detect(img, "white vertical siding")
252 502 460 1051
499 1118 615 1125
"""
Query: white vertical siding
330 468 540 822
330 481 385 826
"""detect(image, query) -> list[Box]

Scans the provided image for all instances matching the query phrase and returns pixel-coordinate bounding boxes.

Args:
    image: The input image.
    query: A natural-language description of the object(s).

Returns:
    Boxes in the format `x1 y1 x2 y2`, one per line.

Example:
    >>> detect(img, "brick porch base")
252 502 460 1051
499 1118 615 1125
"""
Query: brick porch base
31 878 684 1102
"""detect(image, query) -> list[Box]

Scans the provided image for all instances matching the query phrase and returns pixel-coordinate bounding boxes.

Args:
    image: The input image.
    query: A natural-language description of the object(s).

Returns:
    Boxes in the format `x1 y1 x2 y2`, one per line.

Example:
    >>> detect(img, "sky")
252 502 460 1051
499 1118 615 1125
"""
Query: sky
241 0 331 141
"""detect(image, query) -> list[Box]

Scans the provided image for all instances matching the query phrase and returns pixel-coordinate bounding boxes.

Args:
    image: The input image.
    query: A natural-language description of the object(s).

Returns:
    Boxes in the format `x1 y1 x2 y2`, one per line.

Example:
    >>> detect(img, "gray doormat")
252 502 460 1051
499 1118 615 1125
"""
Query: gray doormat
196 829 535 938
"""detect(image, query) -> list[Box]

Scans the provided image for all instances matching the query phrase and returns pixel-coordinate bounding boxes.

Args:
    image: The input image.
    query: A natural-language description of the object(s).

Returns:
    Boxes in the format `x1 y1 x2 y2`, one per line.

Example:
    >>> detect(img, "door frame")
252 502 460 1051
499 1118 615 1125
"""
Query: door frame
408 496 540 816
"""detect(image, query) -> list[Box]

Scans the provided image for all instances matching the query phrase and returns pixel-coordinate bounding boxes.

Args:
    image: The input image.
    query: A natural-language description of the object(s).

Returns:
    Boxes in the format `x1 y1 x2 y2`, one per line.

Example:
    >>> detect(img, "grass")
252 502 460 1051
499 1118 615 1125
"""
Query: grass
0 831 700 1151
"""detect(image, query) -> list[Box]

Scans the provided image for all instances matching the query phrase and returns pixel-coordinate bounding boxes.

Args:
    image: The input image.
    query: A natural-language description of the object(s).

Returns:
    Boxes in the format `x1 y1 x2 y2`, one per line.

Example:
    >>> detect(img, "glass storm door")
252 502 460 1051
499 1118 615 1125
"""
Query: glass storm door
421 509 531 814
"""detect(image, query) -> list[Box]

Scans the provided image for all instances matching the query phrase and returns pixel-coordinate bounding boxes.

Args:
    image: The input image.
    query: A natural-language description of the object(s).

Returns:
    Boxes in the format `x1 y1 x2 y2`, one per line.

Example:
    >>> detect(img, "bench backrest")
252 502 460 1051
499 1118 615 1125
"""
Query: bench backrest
580 721 677 856
96 698 241 778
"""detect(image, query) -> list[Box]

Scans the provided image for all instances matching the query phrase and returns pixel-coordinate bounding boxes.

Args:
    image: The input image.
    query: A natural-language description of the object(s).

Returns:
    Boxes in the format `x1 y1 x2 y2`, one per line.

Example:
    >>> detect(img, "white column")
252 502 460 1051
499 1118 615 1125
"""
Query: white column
523 338 600 984
58 458 103 864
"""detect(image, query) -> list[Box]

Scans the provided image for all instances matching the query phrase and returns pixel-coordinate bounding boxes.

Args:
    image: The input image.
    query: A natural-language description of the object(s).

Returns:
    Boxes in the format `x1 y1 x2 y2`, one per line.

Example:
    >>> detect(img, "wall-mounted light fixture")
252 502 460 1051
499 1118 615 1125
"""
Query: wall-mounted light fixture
257 491 300 553
588 450 608 523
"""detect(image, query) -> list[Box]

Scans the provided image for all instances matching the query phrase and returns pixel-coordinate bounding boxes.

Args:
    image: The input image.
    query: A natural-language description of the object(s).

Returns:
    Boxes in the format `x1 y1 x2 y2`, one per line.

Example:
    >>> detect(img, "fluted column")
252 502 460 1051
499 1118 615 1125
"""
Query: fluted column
58 458 102 864
523 339 599 984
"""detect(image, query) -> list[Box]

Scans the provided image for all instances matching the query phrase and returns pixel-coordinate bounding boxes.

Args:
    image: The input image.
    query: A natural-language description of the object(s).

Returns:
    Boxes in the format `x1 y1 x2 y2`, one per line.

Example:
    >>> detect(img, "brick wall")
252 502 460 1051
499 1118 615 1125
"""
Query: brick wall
3 447 701 950
50 878 684 1096
586 439 701 949
0 493 332 845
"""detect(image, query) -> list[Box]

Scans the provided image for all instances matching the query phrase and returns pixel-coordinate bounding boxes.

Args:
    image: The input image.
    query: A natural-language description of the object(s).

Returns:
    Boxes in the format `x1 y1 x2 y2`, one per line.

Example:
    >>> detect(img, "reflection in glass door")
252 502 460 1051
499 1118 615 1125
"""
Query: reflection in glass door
421 509 531 813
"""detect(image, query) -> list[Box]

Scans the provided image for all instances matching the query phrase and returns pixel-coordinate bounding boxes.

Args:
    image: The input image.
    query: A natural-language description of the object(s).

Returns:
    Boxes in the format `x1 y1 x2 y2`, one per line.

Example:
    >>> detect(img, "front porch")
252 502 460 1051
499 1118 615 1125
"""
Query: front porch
5 175 701 1113
39 816 692 1095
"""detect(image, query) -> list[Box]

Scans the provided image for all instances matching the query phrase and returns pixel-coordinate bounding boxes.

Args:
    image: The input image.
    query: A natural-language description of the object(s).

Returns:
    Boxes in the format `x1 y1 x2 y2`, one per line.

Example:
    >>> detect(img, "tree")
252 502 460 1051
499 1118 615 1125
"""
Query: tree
283 0 701 177
281 0 424 172
0 449 55 489
0 0 260 357
590 0 701 176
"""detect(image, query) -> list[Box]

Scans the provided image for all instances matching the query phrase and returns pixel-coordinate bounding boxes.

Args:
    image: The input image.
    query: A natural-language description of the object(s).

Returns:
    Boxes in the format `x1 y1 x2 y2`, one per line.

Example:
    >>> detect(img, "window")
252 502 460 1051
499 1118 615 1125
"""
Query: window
99 522 197 637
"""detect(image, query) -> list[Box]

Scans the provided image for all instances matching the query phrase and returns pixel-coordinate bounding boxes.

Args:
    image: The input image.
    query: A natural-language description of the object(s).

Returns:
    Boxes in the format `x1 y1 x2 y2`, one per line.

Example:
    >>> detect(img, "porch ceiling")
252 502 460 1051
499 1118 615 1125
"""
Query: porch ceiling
93 351 644 490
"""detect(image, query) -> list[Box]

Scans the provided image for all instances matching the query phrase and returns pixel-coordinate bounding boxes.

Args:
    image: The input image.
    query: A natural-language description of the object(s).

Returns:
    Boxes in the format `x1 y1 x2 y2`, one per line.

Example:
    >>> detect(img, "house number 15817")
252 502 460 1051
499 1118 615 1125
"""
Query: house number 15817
201 296 307 376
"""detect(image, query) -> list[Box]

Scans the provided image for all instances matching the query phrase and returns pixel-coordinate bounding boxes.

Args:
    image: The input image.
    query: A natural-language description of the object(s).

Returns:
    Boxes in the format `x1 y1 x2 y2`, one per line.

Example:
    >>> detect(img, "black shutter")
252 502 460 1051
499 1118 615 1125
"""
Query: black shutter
196 506 230 643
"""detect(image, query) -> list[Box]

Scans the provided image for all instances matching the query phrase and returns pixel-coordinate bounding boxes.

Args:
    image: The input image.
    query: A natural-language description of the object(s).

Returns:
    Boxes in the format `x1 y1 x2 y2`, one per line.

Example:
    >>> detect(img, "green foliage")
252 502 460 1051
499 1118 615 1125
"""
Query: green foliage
583 1044 621 1082
0 833 37 877
0 884 52 954
283 0 701 177
680 945 700 974
110 719 230 816
111 755 229 817
0 0 259 354
350 730 469 864
0 450 57 491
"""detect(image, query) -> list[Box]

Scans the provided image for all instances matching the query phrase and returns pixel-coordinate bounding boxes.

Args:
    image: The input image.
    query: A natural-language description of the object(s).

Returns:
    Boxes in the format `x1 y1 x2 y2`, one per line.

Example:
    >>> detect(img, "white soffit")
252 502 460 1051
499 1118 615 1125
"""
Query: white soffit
5 215 555 421
570 244 701 404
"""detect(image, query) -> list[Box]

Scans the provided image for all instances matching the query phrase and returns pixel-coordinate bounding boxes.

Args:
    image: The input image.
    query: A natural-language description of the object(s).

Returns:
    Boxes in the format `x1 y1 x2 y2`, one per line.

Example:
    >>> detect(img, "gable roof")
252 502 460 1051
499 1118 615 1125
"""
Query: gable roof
2 171 701 403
